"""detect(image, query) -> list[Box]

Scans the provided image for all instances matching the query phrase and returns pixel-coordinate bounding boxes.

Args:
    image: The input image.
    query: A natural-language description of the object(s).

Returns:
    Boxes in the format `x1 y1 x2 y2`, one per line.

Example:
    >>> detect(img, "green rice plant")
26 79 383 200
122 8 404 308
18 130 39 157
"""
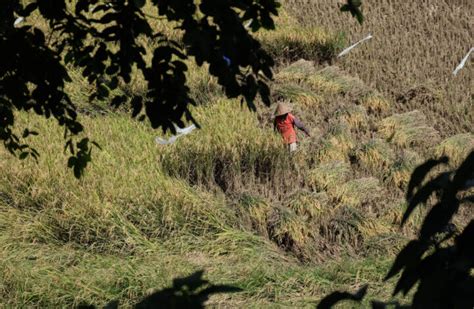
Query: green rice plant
0 113 236 254
307 161 351 192
434 133 474 167
354 138 395 175
378 110 441 148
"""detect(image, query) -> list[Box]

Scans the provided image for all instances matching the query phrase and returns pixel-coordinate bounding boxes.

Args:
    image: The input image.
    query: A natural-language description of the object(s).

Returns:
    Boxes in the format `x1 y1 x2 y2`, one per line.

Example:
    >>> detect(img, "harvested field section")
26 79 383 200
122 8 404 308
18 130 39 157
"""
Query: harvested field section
285 0 474 135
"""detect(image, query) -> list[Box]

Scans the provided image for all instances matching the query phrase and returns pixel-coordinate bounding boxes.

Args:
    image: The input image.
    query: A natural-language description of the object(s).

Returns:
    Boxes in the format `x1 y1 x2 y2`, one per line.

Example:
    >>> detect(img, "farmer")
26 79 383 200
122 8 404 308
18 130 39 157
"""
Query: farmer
273 103 310 152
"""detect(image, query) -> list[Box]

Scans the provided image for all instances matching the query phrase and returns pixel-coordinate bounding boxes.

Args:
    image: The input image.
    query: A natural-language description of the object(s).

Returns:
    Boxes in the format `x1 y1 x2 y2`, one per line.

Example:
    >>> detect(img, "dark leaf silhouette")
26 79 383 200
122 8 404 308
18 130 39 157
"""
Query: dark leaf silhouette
320 151 474 308
133 271 241 308
340 0 364 24
402 171 451 226
79 271 241 309
317 284 368 309
406 156 448 202
384 240 424 281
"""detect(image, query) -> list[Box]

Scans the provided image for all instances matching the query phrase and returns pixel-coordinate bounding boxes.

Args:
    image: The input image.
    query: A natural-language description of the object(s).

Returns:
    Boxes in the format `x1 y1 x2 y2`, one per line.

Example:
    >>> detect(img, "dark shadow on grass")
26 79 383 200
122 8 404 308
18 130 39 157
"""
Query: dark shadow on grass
78 270 241 309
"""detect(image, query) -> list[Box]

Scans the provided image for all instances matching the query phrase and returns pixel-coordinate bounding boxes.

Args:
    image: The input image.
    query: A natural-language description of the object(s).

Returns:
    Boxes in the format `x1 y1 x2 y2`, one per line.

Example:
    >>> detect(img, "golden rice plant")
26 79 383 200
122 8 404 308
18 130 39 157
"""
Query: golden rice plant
355 138 395 175
285 0 472 135
270 207 317 257
275 59 317 83
159 99 296 195
378 110 441 148
360 94 391 115
316 122 355 163
187 62 223 105
235 194 274 236
0 113 236 254
307 161 351 191
255 9 345 62
286 191 330 221
334 105 369 131
332 177 382 208
316 66 369 96
386 150 423 189
357 217 394 239
434 133 474 167
306 74 344 95
272 83 321 108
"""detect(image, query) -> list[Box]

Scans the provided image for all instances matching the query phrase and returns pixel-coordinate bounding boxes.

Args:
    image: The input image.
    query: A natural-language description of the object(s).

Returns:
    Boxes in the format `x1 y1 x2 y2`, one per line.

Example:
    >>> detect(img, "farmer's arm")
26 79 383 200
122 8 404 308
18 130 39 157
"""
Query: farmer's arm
294 117 311 137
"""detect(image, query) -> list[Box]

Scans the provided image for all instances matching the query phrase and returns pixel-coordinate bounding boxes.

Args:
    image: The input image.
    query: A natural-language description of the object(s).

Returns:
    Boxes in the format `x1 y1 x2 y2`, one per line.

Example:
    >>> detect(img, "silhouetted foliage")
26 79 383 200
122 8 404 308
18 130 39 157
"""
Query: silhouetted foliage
1 0 363 177
78 270 241 308
318 151 474 308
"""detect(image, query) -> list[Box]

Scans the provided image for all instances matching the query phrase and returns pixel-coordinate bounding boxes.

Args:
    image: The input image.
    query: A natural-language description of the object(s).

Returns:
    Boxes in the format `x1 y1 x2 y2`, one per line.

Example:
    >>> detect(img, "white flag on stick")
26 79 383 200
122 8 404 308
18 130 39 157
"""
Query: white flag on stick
338 34 373 58
453 47 473 76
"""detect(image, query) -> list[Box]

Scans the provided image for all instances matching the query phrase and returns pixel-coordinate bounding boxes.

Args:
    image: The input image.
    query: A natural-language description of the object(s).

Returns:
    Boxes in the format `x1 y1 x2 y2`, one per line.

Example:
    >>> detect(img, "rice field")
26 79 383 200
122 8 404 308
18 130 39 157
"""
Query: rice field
1 0 473 307
285 0 474 135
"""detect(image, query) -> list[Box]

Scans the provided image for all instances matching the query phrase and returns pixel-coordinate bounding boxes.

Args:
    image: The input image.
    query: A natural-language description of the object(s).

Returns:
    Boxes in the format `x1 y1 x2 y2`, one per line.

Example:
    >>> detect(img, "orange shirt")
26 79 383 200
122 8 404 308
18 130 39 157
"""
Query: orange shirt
275 113 297 144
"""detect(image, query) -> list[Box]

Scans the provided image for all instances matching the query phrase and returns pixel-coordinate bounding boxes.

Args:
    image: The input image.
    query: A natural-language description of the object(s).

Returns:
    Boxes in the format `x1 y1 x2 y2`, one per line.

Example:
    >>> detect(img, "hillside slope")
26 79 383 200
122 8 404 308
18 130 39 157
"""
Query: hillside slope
1 1 473 307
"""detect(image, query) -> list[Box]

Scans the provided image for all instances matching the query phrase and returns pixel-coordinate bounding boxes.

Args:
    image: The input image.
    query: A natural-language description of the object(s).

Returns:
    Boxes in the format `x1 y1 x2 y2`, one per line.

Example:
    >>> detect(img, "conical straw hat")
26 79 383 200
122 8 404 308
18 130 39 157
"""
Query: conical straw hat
274 103 292 116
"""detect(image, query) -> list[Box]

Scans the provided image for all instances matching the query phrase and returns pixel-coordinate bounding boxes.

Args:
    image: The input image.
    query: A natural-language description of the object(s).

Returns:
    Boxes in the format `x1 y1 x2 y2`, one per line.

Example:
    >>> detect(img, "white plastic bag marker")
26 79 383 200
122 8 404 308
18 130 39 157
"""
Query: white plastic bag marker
338 34 373 58
155 135 180 145
155 124 196 145
244 20 252 29
453 47 473 76
13 17 24 26
173 124 196 135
